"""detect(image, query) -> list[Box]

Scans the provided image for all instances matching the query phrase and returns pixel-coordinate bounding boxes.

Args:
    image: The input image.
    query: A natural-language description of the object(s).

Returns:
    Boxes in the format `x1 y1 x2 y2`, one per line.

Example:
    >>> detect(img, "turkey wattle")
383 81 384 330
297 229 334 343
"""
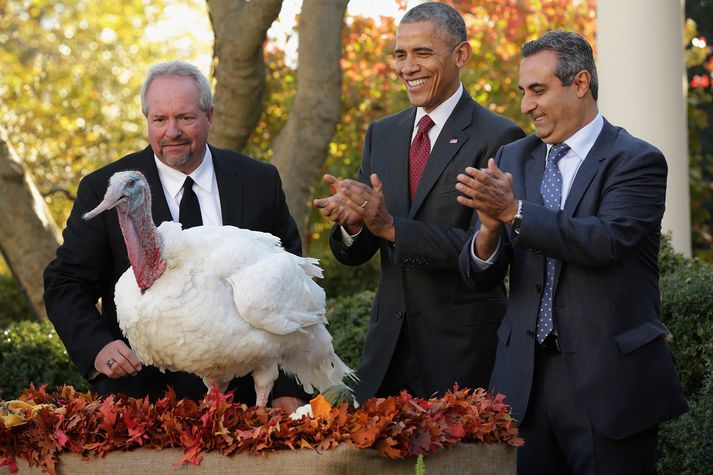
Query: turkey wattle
83 170 353 406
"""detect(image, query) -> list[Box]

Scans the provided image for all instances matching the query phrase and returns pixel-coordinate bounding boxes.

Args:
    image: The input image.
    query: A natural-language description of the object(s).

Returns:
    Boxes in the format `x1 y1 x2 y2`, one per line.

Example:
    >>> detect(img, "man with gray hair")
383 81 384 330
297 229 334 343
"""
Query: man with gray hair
314 2 524 403
457 30 687 472
44 61 309 411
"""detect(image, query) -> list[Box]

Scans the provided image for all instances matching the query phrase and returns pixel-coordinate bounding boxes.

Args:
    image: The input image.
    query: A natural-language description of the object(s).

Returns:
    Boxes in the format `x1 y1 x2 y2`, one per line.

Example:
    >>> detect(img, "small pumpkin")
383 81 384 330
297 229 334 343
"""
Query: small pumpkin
320 384 355 408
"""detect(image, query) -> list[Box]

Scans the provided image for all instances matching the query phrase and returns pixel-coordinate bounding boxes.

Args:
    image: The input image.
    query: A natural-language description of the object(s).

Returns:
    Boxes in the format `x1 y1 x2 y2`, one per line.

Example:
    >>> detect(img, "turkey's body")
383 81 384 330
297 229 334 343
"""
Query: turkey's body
85 171 353 407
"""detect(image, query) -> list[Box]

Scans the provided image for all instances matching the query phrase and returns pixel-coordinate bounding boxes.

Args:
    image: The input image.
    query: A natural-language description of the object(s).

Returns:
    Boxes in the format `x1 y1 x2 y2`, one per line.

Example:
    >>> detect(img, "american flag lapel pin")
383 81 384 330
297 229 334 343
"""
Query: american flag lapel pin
450 138 458 144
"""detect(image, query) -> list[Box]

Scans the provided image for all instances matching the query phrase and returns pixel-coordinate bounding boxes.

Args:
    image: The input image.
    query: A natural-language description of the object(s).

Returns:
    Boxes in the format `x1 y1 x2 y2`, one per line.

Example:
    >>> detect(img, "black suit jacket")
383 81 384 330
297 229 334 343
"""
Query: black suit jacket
460 119 688 439
330 91 525 402
44 145 308 403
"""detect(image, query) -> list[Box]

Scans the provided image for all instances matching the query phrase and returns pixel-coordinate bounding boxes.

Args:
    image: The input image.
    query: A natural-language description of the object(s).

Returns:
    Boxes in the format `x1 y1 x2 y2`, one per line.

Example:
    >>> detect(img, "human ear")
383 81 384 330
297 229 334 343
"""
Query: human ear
455 41 472 68
573 70 591 98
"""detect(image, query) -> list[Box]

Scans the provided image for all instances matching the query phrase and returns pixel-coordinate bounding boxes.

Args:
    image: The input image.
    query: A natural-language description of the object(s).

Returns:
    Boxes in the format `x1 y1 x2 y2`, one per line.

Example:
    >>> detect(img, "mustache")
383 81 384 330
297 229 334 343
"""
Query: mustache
160 139 190 147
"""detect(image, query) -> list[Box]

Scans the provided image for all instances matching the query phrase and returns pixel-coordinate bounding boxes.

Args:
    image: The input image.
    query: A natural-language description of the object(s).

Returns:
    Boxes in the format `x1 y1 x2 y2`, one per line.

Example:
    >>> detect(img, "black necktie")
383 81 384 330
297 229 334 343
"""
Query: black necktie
179 176 202 229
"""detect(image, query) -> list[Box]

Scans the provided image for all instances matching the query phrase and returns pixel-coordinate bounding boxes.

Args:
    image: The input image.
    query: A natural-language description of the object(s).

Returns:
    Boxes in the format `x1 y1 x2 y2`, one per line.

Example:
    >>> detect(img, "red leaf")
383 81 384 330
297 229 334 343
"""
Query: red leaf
54 430 69 449
445 422 466 438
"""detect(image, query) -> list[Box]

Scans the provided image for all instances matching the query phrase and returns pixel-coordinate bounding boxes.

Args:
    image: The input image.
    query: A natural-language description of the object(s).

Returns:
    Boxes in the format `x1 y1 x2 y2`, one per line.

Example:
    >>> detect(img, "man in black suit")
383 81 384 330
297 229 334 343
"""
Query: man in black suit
457 30 688 473
44 61 308 411
314 2 524 403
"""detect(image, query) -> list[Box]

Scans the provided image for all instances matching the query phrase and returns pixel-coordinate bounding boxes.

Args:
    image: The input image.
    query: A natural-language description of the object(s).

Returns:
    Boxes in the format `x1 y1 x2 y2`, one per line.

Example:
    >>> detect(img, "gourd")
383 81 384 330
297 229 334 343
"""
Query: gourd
320 384 355 408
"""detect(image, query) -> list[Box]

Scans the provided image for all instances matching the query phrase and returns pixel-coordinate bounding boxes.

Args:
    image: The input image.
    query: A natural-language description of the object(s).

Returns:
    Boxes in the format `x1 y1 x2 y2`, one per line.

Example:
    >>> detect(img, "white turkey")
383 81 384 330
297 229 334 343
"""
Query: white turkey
82 170 354 407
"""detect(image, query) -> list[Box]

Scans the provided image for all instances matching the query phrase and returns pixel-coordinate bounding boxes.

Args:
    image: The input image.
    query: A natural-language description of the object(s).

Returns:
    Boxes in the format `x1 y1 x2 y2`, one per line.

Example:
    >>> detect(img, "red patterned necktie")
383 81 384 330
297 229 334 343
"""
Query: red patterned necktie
408 114 435 202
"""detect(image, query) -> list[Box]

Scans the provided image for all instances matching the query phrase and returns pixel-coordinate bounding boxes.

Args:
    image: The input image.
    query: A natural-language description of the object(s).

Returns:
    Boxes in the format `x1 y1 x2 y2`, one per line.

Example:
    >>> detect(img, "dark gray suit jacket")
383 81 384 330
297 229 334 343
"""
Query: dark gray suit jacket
44 145 308 403
330 90 525 402
460 119 688 439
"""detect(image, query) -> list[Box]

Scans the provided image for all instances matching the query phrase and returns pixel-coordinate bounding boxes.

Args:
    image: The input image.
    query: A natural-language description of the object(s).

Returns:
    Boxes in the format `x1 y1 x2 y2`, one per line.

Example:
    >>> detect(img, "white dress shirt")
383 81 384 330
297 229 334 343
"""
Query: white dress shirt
154 146 223 226
412 82 464 153
545 112 604 208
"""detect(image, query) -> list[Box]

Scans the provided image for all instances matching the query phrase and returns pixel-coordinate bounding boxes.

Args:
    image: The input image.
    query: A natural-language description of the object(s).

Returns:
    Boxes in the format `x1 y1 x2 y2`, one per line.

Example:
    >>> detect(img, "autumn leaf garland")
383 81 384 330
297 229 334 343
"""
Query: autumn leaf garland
0 385 522 474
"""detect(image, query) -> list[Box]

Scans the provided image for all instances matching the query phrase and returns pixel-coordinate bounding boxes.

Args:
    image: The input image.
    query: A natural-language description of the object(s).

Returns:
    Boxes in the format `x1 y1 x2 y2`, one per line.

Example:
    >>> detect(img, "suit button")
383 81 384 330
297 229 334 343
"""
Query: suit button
526 330 535 338
536 284 542 293
396 312 404 320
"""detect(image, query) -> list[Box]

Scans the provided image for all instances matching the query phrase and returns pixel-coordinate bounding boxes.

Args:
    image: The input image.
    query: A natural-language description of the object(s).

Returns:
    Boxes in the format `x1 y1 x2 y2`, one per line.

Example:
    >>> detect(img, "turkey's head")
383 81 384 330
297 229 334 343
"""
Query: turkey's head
83 170 165 291
83 170 151 221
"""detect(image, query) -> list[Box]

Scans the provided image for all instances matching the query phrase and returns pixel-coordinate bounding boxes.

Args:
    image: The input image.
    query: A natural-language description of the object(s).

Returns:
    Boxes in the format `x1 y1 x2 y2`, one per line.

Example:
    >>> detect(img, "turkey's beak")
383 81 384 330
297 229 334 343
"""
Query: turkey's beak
82 186 128 220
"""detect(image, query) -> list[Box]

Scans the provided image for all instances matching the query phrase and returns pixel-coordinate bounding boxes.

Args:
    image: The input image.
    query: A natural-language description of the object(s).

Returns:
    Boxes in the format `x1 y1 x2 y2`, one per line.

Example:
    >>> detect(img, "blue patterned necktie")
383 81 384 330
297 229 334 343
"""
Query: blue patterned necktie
536 143 570 343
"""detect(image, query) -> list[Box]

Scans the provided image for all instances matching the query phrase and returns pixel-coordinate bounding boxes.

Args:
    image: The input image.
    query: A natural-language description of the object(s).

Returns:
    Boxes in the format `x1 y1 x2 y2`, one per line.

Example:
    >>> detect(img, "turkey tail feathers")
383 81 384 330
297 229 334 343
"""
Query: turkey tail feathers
285 354 356 395
299 257 324 279
279 327 357 395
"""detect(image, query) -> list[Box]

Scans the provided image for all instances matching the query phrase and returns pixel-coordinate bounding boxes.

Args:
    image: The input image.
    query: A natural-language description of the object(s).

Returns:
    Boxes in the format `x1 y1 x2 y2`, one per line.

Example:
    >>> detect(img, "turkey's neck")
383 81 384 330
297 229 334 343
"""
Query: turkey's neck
118 204 165 291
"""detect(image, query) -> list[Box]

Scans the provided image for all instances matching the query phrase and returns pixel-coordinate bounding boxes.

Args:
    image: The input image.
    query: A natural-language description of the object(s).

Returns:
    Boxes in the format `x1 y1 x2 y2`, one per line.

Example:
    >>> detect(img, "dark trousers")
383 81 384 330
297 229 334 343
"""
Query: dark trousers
517 349 658 474
375 317 425 398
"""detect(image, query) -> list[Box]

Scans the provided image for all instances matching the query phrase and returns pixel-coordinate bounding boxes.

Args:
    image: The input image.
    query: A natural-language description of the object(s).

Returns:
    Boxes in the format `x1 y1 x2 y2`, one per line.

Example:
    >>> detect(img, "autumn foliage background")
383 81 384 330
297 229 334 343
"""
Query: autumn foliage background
2 0 711 276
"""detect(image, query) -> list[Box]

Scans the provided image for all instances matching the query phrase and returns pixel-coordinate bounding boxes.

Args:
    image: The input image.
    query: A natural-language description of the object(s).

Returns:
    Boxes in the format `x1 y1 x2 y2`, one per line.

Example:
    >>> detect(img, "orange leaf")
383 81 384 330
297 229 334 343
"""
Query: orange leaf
376 437 403 459
309 394 332 419
351 425 380 447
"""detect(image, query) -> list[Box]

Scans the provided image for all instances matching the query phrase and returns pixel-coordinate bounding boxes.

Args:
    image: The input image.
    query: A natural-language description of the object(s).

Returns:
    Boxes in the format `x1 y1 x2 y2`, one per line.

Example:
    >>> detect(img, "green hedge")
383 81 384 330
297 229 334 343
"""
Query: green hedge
0 273 32 328
326 290 373 372
657 237 713 474
660 258 713 396
319 252 379 300
0 320 88 399
658 364 713 475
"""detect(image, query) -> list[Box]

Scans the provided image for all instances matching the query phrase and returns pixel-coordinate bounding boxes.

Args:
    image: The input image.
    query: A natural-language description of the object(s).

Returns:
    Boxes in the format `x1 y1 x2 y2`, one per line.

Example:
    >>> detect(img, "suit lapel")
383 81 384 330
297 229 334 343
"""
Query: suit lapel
408 93 472 218
524 142 547 204
563 120 614 216
211 146 244 226
384 110 415 218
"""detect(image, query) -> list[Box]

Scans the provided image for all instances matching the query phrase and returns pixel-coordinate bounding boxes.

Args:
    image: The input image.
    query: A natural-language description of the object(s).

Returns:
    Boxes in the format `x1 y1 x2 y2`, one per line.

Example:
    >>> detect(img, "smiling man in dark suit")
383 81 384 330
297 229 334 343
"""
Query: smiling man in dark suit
314 2 524 404
457 30 688 473
44 61 308 411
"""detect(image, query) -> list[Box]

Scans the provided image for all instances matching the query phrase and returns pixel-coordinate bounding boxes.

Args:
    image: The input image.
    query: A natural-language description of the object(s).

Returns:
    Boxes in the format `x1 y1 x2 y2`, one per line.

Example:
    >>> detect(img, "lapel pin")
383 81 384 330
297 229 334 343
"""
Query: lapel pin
450 138 458 144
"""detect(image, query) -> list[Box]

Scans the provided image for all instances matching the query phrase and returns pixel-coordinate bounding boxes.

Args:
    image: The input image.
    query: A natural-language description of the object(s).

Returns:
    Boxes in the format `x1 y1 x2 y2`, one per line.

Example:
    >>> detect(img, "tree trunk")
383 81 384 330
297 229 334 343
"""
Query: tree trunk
271 0 349 249
0 135 61 321
207 0 283 151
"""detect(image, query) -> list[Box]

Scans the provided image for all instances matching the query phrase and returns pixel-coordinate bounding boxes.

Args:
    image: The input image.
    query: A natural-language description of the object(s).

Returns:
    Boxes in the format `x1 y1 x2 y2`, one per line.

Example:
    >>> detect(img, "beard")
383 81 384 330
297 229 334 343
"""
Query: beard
158 141 197 169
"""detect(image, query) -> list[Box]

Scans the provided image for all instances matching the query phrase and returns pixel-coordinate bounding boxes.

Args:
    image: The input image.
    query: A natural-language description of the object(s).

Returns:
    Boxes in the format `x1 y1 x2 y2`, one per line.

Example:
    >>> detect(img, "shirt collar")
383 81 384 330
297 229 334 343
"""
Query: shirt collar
414 83 463 130
546 112 604 160
153 145 214 199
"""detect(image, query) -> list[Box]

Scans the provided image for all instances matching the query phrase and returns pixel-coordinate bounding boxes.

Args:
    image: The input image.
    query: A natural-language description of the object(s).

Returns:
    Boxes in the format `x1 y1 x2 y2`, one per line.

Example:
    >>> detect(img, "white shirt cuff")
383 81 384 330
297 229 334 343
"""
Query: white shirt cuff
469 230 500 269
339 225 362 247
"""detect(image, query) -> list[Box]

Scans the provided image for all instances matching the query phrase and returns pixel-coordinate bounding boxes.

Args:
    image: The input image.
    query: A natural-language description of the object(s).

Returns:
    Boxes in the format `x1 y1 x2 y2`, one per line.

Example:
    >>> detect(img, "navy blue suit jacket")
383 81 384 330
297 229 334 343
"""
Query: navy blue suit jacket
44 145 308 403
459 119 688 439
